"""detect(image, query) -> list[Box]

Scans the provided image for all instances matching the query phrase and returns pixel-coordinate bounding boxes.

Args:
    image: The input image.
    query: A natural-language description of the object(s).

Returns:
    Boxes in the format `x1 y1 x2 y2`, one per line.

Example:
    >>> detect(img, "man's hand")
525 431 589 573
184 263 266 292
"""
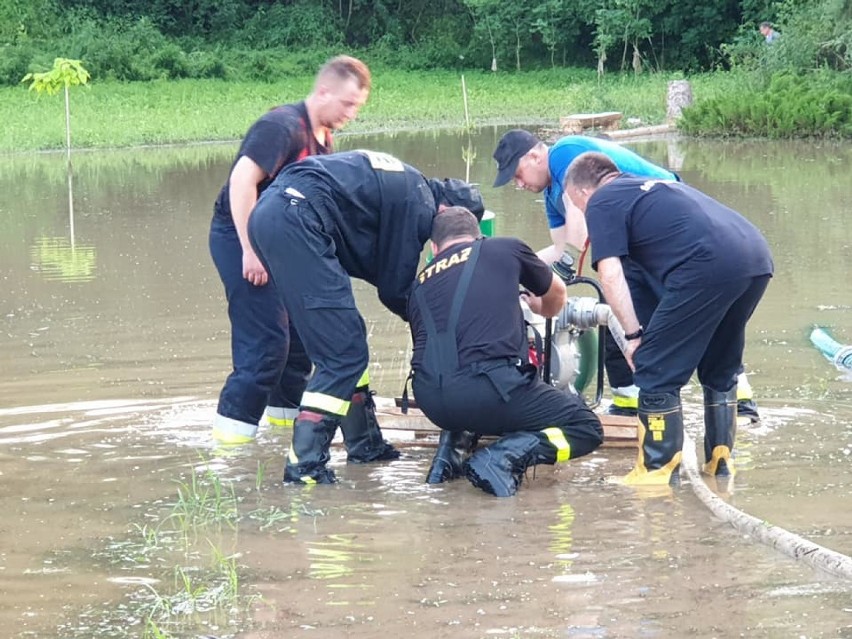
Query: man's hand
521 291 544 315
242 248 268 286
624 336 641 371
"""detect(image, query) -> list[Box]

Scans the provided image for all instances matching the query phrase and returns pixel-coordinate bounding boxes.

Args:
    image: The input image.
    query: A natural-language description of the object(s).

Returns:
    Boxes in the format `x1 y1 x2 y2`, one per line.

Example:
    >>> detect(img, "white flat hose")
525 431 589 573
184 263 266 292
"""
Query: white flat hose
681 431 852 579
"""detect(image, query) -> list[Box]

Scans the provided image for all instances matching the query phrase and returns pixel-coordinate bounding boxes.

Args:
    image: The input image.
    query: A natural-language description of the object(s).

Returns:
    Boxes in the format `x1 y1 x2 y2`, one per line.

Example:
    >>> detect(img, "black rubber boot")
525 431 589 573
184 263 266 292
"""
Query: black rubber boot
702 386 738 476
736 398 760 424
426 430 478 484
622 391 684 486
736 372 760 424
283 413 339 484
464 430 561 497
339 389 401 464
605 404 638 418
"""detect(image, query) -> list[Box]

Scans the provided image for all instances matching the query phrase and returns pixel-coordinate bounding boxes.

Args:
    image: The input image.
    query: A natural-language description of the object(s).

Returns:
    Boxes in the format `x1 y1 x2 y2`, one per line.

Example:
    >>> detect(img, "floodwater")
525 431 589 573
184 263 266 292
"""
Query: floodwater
1 128 851 638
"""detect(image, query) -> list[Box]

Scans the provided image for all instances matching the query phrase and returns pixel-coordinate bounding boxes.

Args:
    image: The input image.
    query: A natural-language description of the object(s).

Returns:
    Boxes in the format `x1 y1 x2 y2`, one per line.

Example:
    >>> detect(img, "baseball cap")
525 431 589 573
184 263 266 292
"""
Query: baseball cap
428 178 485 220
492 129 539 187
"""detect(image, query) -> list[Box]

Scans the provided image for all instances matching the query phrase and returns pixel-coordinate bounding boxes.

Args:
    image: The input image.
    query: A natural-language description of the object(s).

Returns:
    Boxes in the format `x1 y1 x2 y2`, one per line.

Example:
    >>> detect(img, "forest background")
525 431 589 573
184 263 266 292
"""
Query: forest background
1 0 850 149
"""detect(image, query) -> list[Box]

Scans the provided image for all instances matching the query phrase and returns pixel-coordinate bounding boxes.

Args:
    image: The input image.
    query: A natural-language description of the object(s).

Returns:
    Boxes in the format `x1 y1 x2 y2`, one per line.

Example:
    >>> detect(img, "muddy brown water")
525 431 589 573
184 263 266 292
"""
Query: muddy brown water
1 129 851 638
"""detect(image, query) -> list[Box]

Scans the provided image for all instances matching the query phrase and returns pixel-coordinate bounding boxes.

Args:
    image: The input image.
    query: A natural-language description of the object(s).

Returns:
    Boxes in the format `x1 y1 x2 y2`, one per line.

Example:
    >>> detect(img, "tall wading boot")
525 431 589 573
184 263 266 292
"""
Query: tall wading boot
702 386 738 477
622 391 684 486
339 389 401 464
464 427 571 497
283 412 340 484
426 430 478 484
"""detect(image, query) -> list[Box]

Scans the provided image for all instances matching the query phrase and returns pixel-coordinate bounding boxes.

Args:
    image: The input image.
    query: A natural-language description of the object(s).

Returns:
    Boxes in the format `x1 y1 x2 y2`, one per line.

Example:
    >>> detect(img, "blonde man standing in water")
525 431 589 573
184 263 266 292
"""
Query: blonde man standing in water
209 56 397 466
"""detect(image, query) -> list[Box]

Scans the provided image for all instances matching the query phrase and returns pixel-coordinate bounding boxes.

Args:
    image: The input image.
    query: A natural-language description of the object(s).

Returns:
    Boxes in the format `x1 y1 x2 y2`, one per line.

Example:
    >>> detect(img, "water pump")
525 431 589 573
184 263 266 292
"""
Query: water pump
523 253 629 406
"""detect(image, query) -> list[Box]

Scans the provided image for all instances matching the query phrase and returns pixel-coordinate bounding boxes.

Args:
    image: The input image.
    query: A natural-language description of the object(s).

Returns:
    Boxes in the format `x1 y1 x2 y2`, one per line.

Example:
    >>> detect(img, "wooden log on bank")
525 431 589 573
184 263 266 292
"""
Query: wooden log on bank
560 111 623 134
374 397 636 448
605 124 674 140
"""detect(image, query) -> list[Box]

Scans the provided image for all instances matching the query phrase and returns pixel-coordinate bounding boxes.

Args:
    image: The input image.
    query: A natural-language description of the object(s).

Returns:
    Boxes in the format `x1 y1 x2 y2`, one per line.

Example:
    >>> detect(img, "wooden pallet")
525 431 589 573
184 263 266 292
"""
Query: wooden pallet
374 397 636 448
560 111 623 134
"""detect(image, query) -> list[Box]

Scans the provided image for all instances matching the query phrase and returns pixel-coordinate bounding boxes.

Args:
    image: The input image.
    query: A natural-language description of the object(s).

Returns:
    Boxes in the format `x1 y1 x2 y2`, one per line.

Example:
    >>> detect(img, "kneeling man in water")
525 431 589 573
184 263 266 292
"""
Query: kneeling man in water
407 207 604 497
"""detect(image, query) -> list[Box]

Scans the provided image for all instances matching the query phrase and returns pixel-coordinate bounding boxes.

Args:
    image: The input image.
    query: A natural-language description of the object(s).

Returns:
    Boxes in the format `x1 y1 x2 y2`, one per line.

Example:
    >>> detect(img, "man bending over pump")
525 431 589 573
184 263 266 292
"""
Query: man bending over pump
407 207 604 497
491 129 761 425
248 150 484 485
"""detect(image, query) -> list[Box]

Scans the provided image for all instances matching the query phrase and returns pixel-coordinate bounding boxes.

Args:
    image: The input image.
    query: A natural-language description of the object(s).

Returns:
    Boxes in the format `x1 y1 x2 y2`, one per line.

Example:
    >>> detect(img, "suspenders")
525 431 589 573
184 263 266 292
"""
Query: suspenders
401 240 483 411
414 239 483 378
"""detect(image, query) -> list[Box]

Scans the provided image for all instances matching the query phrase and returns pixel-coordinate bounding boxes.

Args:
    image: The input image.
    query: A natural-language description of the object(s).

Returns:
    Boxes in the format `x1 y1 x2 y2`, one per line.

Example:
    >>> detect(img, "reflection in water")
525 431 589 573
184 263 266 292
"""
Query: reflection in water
29 236 97 283
307 534 362 582
0 132 851 638
548 503 576 572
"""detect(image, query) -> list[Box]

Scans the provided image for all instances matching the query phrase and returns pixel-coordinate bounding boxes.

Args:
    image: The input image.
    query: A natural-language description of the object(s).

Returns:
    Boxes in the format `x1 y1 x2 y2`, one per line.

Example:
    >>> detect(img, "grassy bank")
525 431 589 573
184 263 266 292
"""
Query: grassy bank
3 68 752 153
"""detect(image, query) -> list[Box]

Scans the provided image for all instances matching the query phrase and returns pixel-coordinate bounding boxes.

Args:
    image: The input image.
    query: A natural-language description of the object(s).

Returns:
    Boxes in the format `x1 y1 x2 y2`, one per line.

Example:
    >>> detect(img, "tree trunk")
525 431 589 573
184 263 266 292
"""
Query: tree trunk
632 43 642 74
666 80 694 123
515 30 521 71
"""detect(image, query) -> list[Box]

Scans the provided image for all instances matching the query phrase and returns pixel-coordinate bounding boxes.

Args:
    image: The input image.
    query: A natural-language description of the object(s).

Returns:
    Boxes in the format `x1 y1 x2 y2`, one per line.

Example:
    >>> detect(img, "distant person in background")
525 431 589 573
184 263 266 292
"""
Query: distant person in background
209 56 391 460
759 21 780 43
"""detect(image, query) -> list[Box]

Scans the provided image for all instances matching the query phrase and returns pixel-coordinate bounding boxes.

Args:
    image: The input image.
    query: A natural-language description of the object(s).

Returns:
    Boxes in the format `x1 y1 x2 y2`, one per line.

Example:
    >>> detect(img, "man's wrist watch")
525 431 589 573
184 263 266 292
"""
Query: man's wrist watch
624 327 644 340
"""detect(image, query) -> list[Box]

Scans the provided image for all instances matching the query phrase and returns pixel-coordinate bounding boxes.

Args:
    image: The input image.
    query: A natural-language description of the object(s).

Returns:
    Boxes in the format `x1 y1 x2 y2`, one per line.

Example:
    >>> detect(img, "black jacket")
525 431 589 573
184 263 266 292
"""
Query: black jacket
268 150 437 320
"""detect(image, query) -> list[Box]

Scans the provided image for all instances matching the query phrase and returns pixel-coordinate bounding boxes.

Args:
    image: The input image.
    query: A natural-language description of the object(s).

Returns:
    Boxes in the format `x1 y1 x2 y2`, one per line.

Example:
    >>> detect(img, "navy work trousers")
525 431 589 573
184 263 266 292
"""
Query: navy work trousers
209 216 311 425
413 359 603 455
634 275 771 395
604 258 661 388
247 192 368 415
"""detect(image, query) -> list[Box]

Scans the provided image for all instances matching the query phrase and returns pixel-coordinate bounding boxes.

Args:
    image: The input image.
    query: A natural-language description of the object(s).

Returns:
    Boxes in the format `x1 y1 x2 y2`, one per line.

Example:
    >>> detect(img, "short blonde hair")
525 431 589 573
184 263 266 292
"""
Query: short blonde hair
316 55 371 91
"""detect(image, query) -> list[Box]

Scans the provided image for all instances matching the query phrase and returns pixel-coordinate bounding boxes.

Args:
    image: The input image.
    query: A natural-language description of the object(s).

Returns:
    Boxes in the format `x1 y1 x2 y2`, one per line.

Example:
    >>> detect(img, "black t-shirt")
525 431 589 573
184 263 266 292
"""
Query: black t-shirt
407 237 553 370
588 175 774 288
260 150 439 320
212 101 329 223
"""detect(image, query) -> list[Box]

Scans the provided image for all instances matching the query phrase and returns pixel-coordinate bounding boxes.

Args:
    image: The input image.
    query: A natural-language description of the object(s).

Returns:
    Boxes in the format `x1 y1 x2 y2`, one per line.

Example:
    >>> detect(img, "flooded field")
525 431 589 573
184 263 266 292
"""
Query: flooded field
0 129 850 638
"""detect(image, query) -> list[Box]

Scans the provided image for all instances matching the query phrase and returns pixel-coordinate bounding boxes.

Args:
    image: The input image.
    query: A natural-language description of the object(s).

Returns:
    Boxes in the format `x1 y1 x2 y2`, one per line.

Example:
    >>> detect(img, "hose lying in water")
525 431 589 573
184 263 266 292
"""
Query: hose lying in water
809 326 852 373
681 431 852 579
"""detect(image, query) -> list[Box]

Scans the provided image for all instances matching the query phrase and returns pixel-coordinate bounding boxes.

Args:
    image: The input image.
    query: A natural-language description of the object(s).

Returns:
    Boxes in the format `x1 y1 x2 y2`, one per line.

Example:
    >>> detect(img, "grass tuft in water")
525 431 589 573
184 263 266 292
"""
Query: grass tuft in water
170 464 239 532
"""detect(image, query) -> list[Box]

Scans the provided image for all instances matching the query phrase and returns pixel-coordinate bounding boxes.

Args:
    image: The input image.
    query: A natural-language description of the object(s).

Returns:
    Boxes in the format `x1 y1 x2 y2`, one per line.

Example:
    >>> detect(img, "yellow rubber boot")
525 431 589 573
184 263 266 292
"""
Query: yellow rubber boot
621 391 684 487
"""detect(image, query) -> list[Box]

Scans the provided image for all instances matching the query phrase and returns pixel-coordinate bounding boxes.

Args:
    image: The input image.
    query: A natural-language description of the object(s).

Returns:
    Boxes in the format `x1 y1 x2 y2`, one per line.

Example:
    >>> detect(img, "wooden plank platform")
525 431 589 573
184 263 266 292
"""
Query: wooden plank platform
560 111 623 134
374 397 636 448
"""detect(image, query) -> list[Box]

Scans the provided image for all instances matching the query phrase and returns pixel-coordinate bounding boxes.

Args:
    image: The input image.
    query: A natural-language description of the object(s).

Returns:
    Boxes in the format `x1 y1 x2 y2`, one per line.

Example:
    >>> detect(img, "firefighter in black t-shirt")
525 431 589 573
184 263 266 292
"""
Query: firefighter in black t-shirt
248 151 485 485
407 207 604 497
564 152 773 486
209 56 398 463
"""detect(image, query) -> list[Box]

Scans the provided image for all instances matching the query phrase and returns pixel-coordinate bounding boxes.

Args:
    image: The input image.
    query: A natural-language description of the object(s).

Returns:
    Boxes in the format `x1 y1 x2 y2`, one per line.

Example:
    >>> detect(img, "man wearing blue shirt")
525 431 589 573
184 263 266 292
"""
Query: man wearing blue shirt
492 129 761 423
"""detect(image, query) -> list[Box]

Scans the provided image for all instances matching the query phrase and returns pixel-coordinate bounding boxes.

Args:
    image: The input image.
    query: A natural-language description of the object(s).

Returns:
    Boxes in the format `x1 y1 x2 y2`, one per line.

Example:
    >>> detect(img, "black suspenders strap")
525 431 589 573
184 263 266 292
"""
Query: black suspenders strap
413 239 484 379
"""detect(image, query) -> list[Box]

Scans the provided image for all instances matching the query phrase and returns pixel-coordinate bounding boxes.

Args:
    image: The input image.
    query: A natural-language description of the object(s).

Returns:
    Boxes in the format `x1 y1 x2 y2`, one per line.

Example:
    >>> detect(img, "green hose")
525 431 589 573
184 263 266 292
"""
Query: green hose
573 328 598 394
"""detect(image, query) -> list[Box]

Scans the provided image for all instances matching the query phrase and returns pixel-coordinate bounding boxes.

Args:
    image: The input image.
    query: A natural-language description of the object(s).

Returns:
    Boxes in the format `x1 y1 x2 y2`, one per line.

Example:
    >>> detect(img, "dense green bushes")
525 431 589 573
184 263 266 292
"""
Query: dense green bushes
0 0 828 85
1 0 849 139
678 0 851 137
679 72 852 138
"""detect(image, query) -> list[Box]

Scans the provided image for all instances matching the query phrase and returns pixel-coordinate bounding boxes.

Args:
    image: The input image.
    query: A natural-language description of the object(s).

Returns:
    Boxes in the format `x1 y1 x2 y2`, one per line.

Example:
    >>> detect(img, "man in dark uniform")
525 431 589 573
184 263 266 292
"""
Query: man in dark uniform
491 129 761 424
407 207 604 497
248 150 485 485
564 152 773 485
210 56 395 462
